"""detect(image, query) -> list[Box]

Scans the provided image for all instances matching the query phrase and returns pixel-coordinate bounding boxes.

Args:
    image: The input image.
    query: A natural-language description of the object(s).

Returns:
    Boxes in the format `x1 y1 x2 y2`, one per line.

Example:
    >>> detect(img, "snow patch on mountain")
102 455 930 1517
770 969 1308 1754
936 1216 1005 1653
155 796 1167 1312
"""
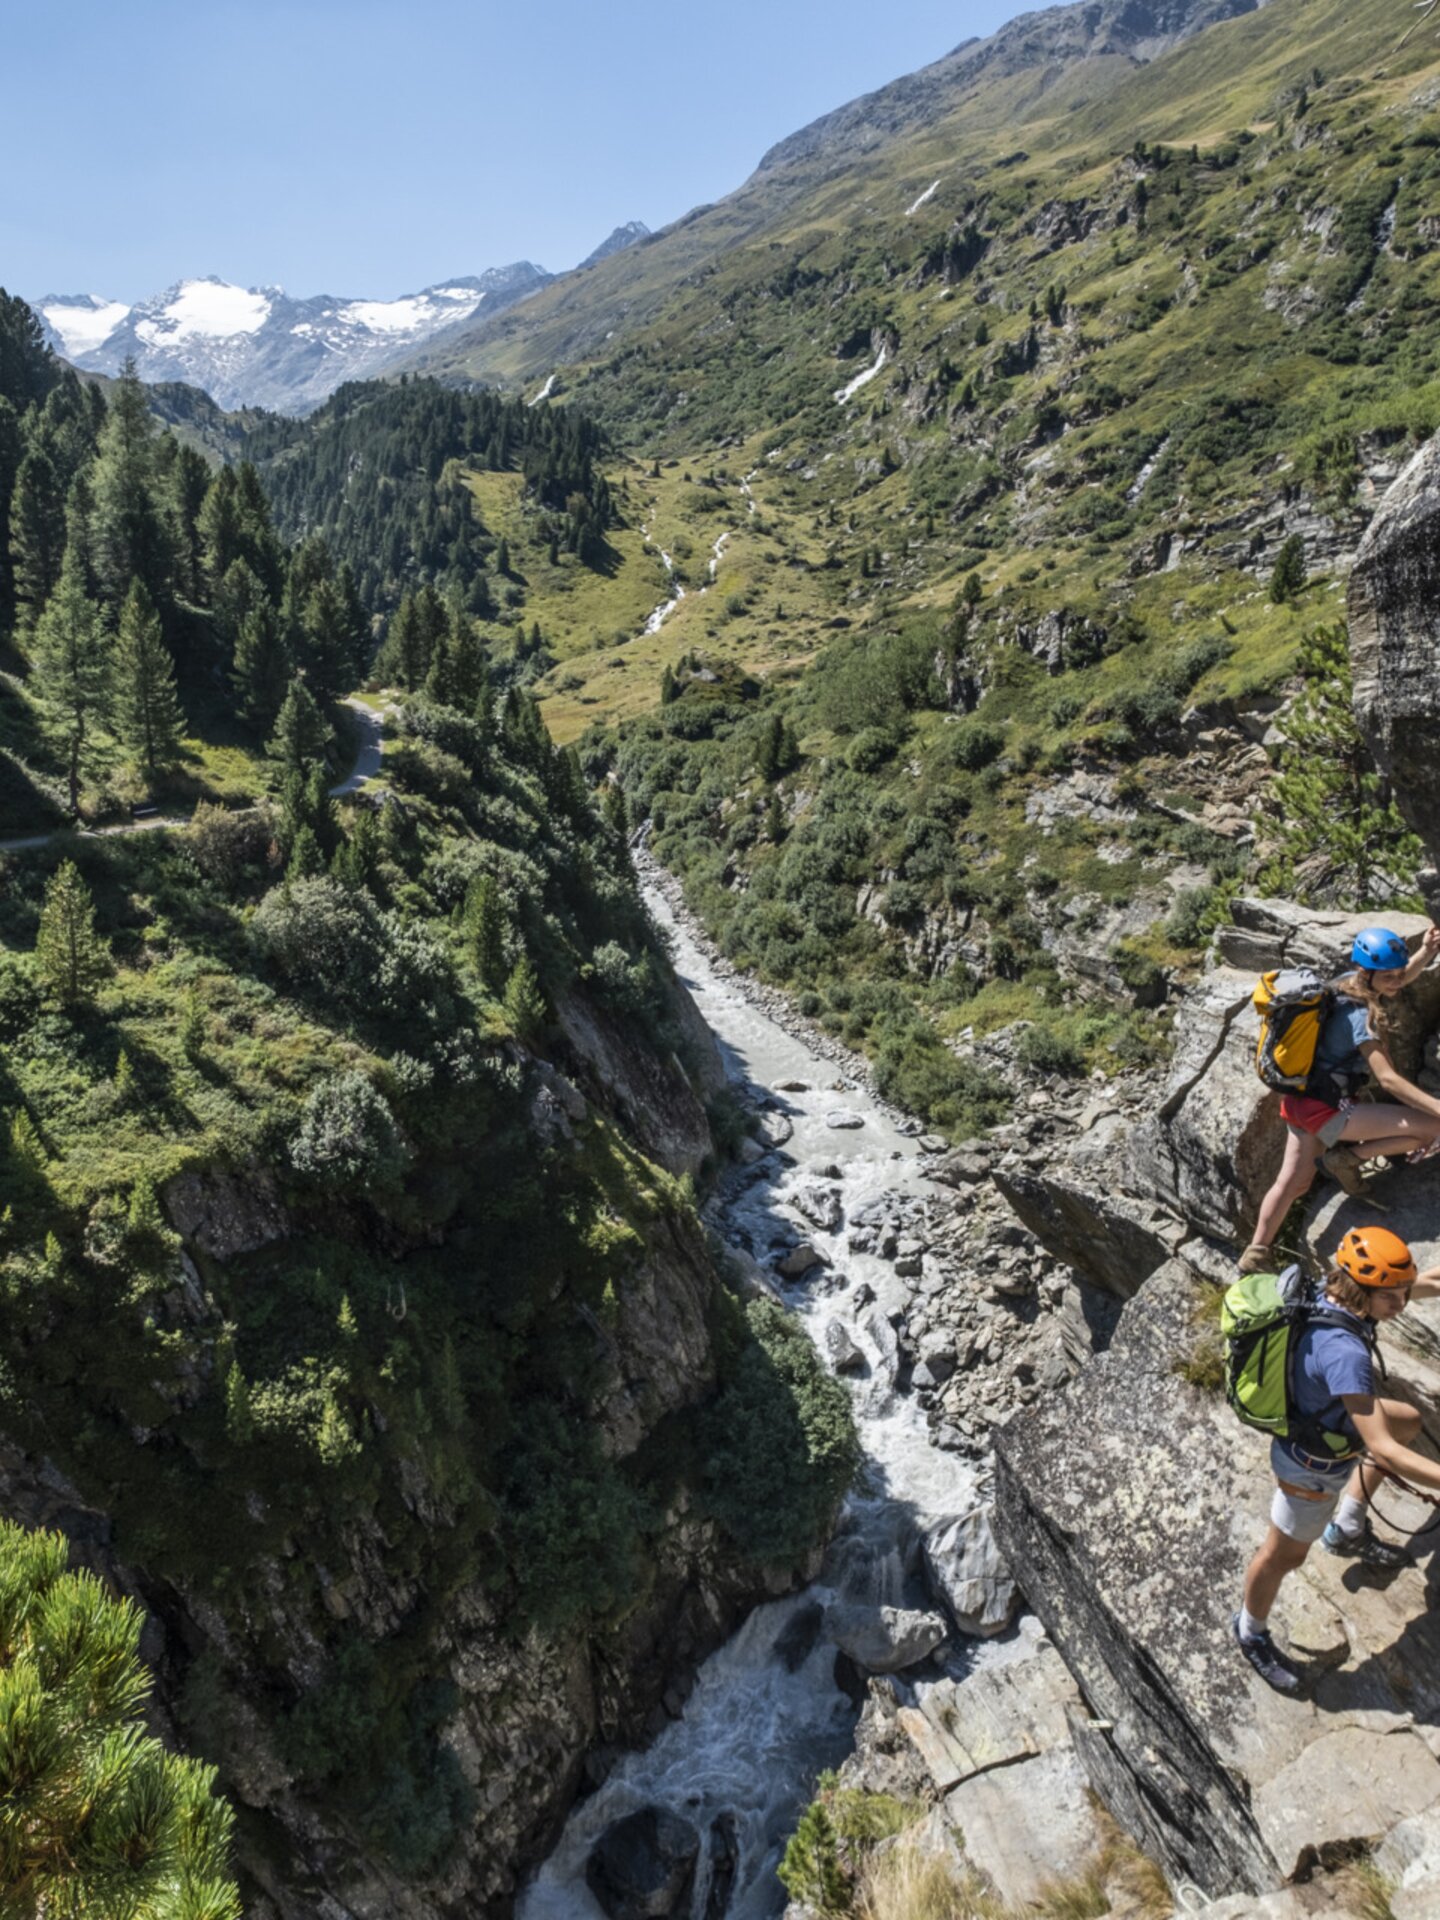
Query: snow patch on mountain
38 295 132 360
135 280 272 343
33 269 549 414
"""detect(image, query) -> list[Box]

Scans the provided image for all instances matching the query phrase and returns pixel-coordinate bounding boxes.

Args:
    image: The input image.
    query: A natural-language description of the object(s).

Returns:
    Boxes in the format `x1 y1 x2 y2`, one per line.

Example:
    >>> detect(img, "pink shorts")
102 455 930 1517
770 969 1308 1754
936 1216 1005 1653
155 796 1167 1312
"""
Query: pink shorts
1279 1095 1347 1147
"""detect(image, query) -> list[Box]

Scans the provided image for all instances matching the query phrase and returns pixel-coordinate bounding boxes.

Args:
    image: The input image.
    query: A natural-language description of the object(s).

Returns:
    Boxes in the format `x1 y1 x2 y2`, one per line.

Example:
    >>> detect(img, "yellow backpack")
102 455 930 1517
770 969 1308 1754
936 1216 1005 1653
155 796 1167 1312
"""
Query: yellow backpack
1253 968 1331 1092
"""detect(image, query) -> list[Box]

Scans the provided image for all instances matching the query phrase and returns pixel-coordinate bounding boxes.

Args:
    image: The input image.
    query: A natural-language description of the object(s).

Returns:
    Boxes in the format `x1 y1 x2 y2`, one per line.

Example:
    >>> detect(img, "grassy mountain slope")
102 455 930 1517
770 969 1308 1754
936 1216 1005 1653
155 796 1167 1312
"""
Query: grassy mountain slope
404 0 1270 392
395 0 1440 1134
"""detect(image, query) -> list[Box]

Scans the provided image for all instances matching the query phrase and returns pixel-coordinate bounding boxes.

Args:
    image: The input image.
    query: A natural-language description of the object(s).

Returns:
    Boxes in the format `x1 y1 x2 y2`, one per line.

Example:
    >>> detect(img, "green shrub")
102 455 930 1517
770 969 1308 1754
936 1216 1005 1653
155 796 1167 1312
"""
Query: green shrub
290 1071 411 1189
700 1300 860 1564
1016 1024 1086 1076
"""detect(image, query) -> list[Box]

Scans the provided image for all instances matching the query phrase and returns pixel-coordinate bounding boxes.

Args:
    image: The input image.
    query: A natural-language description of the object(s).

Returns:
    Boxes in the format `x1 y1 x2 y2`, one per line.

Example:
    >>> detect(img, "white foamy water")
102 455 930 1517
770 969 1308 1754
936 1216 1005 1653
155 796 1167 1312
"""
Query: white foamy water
833 347 888 405
518 882 1009 1919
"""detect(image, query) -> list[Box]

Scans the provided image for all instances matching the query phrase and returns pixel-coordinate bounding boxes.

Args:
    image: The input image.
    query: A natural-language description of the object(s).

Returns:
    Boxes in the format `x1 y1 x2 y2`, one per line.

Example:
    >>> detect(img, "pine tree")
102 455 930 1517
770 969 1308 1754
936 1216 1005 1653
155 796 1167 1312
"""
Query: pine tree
766 789 786 843
299 576 356 703
777 1801 848 1912
601 783 630 838
8 440 66 626
114 580 185 780
232 603 291 730
1269 534 1308 605
113 1049 136 1108
9 1109 46 1175
125 1171 167 1245
181 992 205 1061
34 860 110 1006
224 1362 254 1445
268 675 332 776
0 1518 242 1917
659 664 678 705
503 955 546 1040
91 359 172 609
287 824 325 878
1259 622 1424 908
28 555 107 812
756 713 783 780
197 464 243 591
464 875 508 994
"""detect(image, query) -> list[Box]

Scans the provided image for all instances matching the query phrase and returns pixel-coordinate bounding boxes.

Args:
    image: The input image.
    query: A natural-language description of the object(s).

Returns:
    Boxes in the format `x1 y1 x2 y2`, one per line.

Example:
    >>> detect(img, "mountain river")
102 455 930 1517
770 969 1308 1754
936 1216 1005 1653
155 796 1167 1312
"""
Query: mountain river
517 874 1035 1919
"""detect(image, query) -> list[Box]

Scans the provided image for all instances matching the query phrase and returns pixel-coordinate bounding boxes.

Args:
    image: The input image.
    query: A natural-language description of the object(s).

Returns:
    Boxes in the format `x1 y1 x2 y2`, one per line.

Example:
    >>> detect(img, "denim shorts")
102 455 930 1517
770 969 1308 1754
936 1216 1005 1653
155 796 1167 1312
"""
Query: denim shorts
1269 1437 1354 1542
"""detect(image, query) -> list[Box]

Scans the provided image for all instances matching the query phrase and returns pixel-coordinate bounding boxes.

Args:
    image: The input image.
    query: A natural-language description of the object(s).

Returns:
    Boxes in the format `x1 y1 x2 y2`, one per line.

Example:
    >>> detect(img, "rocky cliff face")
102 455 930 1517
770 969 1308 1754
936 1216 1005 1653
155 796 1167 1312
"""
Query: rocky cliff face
1350 434 1440 913
0 957 793 1918
979 440 1440 1906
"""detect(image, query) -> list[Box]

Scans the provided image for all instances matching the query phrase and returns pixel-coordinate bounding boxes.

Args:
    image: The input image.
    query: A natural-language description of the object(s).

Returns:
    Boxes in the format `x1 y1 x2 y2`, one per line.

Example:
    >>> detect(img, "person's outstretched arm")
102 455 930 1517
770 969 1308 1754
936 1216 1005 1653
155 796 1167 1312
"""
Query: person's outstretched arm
1347 1395 1440 1493
1359 1038 1440 1121
1400 924 1440 988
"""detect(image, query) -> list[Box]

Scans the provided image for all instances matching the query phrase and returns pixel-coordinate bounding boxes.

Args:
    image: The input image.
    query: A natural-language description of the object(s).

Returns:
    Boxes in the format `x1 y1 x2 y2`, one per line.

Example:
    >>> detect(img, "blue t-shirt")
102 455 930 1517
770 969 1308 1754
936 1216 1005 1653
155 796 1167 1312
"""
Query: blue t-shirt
1285 1305 1375 1457
1311 996 1375 1098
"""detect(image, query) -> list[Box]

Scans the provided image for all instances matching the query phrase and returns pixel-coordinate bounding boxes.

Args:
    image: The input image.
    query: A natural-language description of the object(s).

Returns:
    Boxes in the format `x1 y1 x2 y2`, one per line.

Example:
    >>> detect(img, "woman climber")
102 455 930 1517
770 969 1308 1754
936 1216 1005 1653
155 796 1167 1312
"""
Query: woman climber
1239 923 1440 1276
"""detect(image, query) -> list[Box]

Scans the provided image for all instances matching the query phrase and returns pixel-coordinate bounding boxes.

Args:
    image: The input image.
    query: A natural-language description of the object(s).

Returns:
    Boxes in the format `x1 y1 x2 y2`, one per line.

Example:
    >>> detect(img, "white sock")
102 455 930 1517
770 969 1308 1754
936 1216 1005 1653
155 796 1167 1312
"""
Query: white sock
1334 1495 1367 1538
1238 1605 1268 1641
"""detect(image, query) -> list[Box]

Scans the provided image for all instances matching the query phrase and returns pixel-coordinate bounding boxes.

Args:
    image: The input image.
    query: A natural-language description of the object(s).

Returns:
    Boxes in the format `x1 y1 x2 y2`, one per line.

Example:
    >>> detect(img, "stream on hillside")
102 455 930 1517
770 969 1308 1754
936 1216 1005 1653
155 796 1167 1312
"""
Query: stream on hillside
516 881 1034 1920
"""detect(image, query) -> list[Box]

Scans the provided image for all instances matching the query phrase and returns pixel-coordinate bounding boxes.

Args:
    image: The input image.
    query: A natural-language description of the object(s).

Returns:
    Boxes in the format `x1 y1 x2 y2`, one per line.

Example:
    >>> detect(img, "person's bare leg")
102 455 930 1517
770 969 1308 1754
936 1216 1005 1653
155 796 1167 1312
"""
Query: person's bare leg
1339 1106 1440 1160
1251 1130 1324 1252
1243 1525 1312 1622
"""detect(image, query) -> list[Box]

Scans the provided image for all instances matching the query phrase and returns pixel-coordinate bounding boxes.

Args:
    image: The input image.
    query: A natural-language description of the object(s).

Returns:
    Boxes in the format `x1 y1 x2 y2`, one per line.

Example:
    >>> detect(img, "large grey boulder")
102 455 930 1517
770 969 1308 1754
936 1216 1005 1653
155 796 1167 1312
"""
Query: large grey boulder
1349 433 1440 890
585 1807 701 1919
1122 967 1281 1243
993 1163 1185 1299
993 1257 1440 1899
919 1507 1019 1638
826 1603 948 1672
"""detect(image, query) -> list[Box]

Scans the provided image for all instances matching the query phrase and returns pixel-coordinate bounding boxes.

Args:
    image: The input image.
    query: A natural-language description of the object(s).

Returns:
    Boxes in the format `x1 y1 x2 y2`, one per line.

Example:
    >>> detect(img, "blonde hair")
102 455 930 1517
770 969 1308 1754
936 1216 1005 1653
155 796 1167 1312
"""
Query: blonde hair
1330 969 1390 1044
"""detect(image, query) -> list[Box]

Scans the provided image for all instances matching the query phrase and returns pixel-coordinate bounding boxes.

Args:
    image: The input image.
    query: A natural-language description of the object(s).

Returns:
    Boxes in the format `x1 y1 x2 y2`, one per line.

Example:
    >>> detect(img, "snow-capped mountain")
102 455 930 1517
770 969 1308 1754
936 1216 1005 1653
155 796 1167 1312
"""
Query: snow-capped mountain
36 267 553 414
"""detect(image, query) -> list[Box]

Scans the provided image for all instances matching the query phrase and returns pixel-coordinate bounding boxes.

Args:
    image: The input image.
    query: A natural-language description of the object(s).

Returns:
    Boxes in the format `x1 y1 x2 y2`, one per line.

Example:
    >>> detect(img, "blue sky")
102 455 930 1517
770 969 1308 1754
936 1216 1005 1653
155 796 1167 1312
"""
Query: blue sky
3 0 1031 302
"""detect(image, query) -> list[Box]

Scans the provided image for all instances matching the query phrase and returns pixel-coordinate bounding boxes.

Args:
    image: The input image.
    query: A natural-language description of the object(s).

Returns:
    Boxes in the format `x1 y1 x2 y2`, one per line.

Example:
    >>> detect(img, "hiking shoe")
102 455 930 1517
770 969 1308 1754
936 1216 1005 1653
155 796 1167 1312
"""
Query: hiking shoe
1237 1243 1274 1275
1322 1146 1368 1197
1322 1520 1413 1570
1232 1612 1302 1694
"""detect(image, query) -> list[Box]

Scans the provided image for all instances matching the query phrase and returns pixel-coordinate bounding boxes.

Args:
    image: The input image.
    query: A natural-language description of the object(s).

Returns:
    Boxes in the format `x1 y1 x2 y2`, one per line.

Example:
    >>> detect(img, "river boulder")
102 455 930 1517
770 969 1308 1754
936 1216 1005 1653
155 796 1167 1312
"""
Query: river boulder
826 1603 948 1673
585 1806 702 1920
920 1506 1019 1639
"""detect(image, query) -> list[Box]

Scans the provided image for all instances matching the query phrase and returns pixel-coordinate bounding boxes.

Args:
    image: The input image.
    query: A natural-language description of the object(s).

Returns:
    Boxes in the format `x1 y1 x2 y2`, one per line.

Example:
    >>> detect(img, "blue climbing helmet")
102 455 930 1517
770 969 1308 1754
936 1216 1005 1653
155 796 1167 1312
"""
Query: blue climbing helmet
1351 926 1410 972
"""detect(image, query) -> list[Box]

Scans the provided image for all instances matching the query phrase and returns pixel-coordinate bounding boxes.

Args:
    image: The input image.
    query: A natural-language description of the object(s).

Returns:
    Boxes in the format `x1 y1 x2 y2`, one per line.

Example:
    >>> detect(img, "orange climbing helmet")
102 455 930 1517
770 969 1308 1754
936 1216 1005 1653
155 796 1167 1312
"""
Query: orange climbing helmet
1335 1225 1418 1290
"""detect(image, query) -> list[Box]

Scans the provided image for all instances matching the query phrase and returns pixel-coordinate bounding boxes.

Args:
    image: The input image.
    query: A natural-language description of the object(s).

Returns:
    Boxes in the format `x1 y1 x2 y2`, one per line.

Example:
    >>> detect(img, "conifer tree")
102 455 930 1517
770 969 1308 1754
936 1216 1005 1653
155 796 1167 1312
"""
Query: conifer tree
1269 534 1308 605
197 465 243 591
503 955 546 1041
8 440 66 625
34 859 110 1006
0 1518 242 1918
224 1362 254 1445
232 602 291 730
268 676 332 777
659 664 678 705
463 875 508 994
300 576 357 703
1259 622 1424 908
28 554 107 812
91 359 172 608
601 783 630 839
114 579 186 780
168 440 213 600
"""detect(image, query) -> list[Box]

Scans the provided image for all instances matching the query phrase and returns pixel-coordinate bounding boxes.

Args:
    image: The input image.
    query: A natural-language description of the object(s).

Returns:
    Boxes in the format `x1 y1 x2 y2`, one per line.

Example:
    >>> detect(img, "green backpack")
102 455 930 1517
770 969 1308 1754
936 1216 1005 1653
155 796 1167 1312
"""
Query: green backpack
1220 1266 1374 1458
